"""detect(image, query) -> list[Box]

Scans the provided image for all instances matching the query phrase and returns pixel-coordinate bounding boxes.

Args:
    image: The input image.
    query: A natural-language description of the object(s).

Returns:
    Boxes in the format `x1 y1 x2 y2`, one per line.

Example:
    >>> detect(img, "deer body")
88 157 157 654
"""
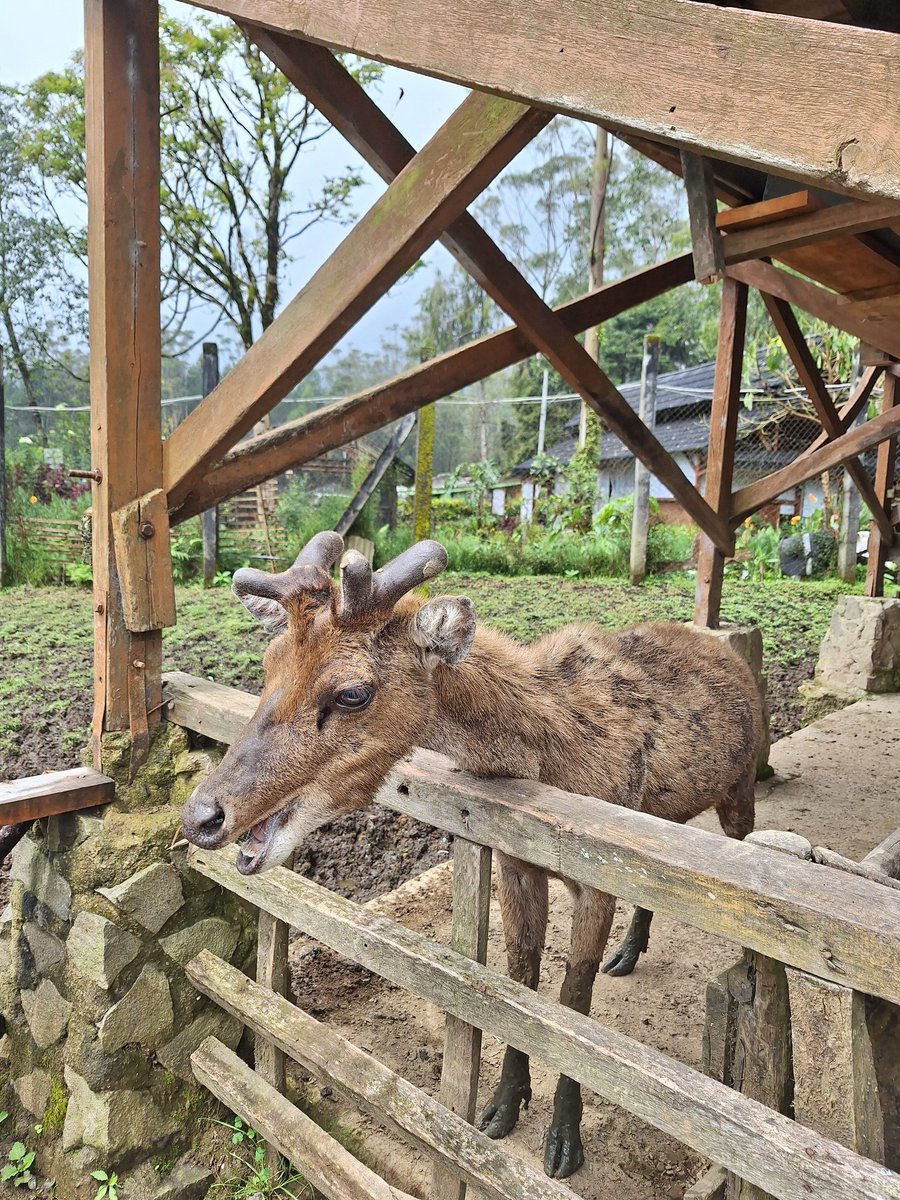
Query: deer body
182 535 762 1180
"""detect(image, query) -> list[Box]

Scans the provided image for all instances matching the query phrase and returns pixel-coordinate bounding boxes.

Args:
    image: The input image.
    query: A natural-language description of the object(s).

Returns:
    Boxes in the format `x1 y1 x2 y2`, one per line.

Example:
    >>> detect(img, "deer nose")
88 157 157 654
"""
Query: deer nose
182 795 227 848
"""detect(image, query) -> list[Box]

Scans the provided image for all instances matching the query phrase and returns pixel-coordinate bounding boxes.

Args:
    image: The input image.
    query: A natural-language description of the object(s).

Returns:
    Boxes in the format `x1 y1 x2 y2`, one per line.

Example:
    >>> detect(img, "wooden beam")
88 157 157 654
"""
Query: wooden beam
694 277 747 627
865 370 898 594
192 0 900 201
172 256 695 523
187 950 570 1200
761 295 893 540
334 413 416 540
85 0 163 738
716 192 820 232
681 152 724 283
0 768 115 825
731 396 900 524
192 1037 419 1200
190 849 900 1200
201 343 220 589
163 93 549 507
243 34 732 552
723 197 900 266
803 365 882 459
861 824 900 879
727 260 900 360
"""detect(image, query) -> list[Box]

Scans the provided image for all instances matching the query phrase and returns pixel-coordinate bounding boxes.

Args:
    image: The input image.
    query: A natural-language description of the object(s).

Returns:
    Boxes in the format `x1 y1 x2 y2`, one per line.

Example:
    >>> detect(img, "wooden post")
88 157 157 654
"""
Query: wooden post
0 344 6 588
681 152 724 284
694 278 748 627
85 0 163 757
413 403 435 544
201 343 220 589
865 367 897 596
432 838 492 1200
256 852 295 1181
786 969 884 1163
630 334 660 585
838 354 864 582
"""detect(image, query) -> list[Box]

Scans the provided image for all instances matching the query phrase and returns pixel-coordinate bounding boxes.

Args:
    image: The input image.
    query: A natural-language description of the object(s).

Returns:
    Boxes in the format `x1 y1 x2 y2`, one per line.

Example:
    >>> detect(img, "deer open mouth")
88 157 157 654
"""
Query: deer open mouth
236 809 286 875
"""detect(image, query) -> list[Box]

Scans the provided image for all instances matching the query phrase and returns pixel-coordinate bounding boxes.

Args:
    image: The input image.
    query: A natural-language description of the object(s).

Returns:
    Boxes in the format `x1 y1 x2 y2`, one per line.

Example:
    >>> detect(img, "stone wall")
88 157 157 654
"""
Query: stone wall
809 595 900 703
0 724 257 1199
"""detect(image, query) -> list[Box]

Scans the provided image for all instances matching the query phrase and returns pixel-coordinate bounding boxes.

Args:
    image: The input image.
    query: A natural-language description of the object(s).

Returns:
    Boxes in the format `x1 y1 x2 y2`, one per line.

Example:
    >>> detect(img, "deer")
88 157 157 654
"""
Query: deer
181 532 763 1180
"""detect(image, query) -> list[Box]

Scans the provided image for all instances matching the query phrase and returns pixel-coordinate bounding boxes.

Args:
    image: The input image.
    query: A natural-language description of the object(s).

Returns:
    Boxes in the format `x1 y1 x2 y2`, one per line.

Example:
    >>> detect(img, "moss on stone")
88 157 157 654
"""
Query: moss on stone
42 1075 67 1135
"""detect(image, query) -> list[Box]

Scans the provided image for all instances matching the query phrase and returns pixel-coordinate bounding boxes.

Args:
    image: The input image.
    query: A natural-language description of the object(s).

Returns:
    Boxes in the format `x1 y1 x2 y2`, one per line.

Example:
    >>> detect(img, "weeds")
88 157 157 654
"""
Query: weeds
208 1117 311 1199
91 1169 119 1200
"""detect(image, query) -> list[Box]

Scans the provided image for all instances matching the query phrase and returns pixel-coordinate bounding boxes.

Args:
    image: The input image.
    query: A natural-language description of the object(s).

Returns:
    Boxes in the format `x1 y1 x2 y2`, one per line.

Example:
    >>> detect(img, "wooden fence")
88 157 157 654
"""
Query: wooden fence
163 671 900 1200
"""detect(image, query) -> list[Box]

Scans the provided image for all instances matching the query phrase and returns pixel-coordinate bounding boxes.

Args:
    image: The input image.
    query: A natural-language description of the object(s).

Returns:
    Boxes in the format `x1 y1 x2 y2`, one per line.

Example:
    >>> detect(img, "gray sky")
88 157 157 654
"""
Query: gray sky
0 1 468 359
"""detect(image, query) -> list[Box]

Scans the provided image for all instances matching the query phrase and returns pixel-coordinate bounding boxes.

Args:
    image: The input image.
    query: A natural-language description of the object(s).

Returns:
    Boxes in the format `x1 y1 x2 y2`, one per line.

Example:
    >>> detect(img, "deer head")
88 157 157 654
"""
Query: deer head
180 533 476 874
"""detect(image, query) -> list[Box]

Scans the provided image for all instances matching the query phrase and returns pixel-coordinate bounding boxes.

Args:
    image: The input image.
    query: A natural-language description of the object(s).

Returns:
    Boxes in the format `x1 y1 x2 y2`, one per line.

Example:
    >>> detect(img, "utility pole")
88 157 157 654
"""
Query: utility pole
537 364 549 456
201 343 220 588
630 334 661 585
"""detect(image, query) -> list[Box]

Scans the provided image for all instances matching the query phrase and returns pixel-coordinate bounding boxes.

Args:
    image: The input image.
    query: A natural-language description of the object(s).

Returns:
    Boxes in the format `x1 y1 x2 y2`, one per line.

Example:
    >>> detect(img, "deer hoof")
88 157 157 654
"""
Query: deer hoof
544 1120 585 1178
602 942 641 977
477 1083 531 1139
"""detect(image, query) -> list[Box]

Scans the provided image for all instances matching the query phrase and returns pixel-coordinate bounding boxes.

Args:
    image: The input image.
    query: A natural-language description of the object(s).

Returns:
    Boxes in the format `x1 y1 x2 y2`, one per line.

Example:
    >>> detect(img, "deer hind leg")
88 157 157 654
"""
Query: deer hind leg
545 885 615 1179
601 904 653 978
477 853 548 1141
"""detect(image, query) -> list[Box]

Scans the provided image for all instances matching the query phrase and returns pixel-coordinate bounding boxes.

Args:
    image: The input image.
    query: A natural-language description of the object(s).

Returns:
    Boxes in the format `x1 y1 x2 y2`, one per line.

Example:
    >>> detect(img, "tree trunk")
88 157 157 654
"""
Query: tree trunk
1 305 46 447
578 127 610 448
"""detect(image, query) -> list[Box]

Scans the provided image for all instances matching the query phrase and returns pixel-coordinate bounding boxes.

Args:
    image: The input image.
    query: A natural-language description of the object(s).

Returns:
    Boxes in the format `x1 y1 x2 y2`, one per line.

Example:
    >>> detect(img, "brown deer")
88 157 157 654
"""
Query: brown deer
182 532 762 1179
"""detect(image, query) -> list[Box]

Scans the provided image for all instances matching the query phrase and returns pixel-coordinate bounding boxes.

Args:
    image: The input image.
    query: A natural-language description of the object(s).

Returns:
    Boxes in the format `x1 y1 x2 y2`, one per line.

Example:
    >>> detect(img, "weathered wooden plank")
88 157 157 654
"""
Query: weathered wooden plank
687 1166 728 1200
164 684 900 1006
0 768 115 825
787 971 884 1163
191 1037 416 1200
724 198 900 266
187 950 572 1200
716 193 820 232
189 849 900 1200
682 152 724 283
727 260 900 360
761 296 893 541
629 334 660 585
812 846 900 895
112 489 177 632
163 93 549 507
726 954 792 1200
731 398 900 523
191 0 900 201
865 371 898 595
201 343 220 589
85 0 163 736
861 825 900 879
173 256 695 523
256 856 293 1180
694 277 747 626
433 838 492 1200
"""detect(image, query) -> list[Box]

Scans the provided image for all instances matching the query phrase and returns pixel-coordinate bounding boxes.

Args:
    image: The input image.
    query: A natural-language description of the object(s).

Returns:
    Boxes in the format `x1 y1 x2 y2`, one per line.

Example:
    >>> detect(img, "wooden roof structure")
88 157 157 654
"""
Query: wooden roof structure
85 0 900 749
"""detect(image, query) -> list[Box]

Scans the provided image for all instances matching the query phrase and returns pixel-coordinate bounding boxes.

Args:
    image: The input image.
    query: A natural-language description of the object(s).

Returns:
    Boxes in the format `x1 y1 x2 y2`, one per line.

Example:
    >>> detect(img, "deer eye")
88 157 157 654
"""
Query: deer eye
334 684 375 712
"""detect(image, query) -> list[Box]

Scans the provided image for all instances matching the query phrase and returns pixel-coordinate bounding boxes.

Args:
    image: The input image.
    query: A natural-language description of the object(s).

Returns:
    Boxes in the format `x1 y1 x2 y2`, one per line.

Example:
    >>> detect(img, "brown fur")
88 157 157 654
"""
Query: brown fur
183 584 762 1178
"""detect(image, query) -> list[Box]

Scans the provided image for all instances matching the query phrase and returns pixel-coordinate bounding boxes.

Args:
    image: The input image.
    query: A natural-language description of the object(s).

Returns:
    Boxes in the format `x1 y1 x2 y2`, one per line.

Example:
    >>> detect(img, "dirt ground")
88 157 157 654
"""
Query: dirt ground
286 694 900 1200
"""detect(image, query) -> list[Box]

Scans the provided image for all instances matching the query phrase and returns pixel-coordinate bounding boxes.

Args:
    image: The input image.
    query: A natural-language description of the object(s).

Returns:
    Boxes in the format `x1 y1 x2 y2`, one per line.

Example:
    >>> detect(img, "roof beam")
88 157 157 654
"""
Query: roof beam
727 260 900 360
194 0 900 200
242 33 733 552
762 294 894 540
803 365 882 458
162 91 550 507
722 197 900 265
171 255 694 523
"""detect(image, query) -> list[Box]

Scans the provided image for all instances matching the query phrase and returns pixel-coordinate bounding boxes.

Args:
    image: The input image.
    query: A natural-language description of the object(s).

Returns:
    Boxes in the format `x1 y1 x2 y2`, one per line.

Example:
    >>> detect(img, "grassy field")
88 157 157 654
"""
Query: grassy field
0 571 852 781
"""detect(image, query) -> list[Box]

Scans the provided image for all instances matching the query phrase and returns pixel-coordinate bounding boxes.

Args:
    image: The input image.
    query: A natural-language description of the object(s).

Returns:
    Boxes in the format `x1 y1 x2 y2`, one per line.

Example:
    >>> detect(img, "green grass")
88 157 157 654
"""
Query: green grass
0 572 860 779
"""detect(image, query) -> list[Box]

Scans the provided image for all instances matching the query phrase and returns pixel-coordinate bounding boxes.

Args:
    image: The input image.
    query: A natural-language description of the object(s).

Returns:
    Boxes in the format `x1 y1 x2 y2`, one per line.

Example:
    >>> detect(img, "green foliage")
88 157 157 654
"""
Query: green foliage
208 1117 309 1199
91 1169 119 1200
2 1139 36 1188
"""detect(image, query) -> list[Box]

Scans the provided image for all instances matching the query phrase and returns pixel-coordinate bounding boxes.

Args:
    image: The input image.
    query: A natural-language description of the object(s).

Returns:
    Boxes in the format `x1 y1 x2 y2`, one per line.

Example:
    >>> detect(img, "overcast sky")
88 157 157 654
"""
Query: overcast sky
0 2 469 360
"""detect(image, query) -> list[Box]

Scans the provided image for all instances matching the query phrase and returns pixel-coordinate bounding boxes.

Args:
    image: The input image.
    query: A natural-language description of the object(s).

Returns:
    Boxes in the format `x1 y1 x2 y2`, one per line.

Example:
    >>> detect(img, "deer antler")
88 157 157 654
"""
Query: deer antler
232 531 344 607
337 540 448 622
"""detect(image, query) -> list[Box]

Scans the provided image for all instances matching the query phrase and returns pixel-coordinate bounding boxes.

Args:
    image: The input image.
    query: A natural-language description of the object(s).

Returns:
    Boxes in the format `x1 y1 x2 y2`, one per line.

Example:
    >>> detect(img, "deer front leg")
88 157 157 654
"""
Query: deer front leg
545 886 614 1179
601 905 653 977
477 854 548 1141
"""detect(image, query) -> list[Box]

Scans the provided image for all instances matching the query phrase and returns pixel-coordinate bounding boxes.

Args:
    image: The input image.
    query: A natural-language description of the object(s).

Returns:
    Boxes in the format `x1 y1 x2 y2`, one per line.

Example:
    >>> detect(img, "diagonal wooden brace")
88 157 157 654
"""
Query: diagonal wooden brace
163 91 550 507
235 33 733 554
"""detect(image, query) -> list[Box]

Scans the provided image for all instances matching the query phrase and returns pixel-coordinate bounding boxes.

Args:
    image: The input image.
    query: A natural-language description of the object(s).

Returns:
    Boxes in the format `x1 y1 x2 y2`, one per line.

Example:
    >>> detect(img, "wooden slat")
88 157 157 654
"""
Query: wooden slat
861 825 900 878
723 197 900 265
727 260 900 360
189 850 900 1200
85 0 163 737
163 93 549 507
163 672 257 743
0 768 115 825
256 880 292 1178
173 255 695 523
761 296 893 541
111 488 177 632
187 951 572 1200
432 838 492 1200
191 1037 417 1200
731 397 900 522
190 0 900 202
163 681 900 1007
244 35 731 552
682 152 724 283
694 277 747 626
716 192 820 232
865 370 898 594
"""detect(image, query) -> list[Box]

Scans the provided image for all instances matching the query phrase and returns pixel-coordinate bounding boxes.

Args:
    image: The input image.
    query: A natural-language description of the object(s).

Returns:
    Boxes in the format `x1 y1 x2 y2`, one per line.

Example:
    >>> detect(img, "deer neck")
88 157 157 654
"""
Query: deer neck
422 626 547 779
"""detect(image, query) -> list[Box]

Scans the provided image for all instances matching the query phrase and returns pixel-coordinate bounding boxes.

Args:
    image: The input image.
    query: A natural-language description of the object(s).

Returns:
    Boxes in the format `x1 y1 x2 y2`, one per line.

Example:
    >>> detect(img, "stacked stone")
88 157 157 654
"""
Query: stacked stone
808 595 900 703
0 724 257 1199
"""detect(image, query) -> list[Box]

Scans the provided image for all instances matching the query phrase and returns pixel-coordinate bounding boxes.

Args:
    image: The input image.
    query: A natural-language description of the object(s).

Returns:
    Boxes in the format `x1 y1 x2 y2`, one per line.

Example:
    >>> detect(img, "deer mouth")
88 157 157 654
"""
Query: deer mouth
236 808 287 875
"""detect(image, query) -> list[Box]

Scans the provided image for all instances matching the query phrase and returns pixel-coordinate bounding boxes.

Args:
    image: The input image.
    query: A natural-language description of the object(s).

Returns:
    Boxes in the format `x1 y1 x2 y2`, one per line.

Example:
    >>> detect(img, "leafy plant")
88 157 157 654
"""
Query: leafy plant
91 1169 119 1200
2 1140 36 1188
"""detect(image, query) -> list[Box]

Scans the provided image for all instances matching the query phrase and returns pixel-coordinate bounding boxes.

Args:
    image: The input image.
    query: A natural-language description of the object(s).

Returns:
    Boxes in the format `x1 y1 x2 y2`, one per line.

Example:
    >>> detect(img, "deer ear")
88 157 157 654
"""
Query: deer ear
413 596 476 668
233 587 289 635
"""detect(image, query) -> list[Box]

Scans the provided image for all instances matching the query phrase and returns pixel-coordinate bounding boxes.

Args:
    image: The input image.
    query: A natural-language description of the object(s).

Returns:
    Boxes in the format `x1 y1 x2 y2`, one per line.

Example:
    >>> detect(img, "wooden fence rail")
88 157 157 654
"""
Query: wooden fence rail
188 846 900 1200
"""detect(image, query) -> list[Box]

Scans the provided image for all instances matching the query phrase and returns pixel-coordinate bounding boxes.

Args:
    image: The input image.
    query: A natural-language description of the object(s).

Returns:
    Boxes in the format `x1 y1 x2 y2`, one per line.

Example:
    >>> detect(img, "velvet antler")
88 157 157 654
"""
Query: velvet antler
337 540 448 622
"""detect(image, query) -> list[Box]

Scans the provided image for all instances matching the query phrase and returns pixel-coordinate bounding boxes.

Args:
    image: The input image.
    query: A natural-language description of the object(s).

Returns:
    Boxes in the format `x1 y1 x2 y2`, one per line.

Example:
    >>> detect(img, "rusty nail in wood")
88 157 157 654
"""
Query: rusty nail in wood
133 660 145 669
69 468 103 483
139 522 155 539
95 603 104 615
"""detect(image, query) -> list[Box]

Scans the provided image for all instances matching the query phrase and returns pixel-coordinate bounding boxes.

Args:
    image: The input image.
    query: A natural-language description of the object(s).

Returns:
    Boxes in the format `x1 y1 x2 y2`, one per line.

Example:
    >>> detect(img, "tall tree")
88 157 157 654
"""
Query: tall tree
21 18 381 352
